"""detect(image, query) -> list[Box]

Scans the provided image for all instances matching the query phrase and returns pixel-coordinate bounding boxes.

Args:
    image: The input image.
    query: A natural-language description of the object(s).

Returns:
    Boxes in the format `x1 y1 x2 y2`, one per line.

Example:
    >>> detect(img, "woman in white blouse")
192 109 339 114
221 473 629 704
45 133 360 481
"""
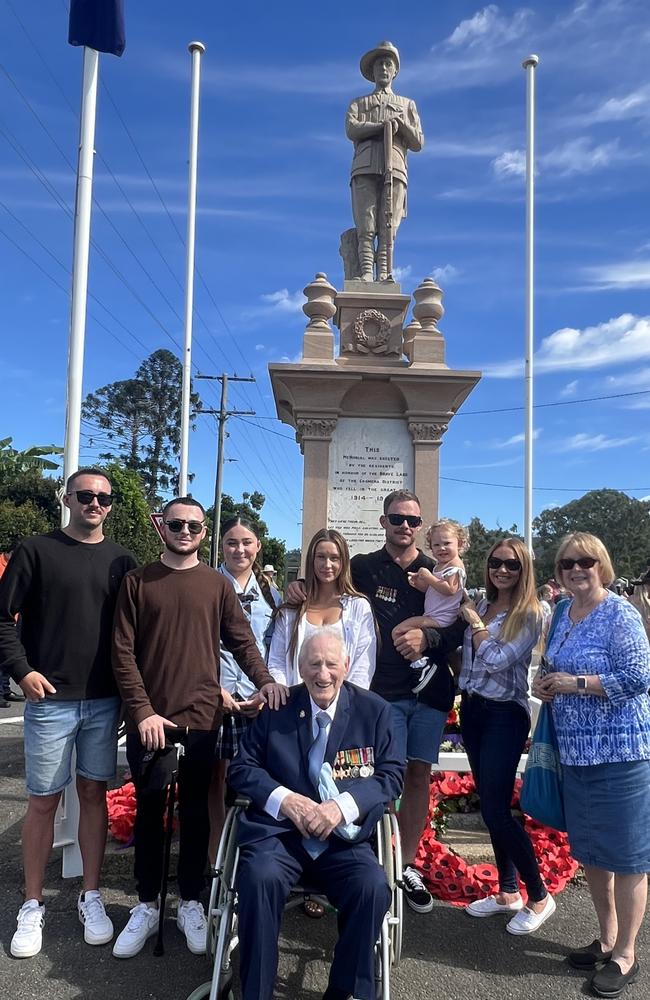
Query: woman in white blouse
268 528 376 690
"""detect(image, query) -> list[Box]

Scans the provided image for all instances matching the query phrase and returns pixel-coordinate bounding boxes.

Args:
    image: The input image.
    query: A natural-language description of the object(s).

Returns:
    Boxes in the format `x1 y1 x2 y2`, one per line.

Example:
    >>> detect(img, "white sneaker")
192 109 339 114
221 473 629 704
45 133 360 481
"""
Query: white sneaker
112 902 159 958
11 900 45 958
78 890 114 945
506 893 556 935
176 900 207 955
466 894 524 918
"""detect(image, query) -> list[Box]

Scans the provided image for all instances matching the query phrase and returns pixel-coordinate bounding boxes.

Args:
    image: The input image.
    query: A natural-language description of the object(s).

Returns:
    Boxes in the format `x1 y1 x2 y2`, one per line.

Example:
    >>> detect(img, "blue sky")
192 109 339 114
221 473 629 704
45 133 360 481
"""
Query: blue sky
2 0 649 549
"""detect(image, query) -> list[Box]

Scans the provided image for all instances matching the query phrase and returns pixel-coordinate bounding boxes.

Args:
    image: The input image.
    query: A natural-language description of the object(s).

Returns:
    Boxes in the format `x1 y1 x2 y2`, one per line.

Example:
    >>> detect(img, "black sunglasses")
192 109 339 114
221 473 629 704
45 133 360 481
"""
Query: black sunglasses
70 490 114 507
386 514 422 528
164 519 204 535
487 556 522 572
558 557 599 571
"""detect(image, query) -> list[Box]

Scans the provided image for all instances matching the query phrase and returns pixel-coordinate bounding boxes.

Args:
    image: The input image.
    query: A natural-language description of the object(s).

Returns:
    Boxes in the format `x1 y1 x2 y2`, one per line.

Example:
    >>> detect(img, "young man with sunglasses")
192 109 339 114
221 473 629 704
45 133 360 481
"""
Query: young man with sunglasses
111 496 287 959
0 468 137 958
349 490 463 914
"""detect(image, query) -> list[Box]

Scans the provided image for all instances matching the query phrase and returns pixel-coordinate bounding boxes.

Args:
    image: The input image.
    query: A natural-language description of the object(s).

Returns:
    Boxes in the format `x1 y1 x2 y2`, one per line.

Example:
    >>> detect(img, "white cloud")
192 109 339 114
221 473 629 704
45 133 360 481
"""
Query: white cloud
560 380 579 397
494 429 542 448
255 344 265 351
260 289 305 314
492 150 526 178
541 137 623 176
445 5 532 49
582 260 650 291
604 367 650 389
493 138 625 181
565 432 637 452
484 313 650 378
430 264 460 284
393 265 412 281
588 85 650 123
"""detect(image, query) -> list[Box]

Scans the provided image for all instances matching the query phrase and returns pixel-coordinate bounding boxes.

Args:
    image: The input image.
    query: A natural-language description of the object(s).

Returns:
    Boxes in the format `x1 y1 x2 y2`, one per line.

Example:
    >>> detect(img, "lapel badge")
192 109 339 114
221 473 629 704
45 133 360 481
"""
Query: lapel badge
299 710 306 719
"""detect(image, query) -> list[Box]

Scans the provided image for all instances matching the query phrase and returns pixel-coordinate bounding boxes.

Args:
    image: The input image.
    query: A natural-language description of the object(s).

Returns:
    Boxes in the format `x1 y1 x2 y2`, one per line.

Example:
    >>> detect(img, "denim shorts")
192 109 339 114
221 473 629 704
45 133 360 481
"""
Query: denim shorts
389 697 447 765
563 759 650 874
24 696 120 796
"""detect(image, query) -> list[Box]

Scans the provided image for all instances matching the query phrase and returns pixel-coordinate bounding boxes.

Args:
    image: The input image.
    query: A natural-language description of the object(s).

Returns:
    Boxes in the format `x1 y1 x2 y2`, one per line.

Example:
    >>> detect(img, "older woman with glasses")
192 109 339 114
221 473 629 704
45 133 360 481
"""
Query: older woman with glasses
534 533 650 997
458 538 555 934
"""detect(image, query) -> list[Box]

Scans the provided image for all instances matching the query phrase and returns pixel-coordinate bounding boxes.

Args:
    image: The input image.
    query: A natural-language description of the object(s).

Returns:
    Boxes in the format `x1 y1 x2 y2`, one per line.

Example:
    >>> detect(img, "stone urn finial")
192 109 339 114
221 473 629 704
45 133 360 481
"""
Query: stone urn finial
412 277 444 332
303 273 336 332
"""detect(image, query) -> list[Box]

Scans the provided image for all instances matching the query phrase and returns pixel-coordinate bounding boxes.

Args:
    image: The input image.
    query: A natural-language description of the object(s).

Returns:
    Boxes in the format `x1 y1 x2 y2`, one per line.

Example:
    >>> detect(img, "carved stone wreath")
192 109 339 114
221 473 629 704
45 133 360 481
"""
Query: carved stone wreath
354 308 391 354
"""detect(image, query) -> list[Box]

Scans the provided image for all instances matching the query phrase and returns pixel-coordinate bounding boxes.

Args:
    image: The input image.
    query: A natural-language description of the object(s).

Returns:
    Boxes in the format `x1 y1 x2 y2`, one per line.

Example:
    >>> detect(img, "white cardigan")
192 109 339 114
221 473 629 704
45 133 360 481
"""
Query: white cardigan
267 594 376 689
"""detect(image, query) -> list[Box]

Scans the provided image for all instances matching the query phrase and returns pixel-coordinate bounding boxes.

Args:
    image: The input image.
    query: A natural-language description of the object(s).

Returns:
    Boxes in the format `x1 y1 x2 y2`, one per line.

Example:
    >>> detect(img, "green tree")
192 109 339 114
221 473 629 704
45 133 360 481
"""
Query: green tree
0 466 61 526
533 489 650 583
0 437 62 472
0 499 51 551
82 349 202 506
102 464 159 565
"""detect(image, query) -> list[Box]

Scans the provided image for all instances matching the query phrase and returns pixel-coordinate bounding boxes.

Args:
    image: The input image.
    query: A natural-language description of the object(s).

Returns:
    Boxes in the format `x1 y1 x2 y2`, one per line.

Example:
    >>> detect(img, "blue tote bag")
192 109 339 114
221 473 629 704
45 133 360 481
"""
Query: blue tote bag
520 602 568 831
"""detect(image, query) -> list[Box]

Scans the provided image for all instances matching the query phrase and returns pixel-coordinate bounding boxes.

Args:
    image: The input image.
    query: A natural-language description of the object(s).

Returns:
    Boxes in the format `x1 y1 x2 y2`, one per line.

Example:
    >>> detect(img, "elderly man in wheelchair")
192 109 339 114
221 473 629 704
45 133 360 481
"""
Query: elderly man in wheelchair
223 626 404 1000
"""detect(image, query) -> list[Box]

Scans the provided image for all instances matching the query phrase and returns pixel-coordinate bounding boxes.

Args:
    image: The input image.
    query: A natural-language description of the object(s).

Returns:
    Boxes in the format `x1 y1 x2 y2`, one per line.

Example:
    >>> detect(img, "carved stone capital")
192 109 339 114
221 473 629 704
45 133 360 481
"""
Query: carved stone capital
408 421 448 443
295 417 337 444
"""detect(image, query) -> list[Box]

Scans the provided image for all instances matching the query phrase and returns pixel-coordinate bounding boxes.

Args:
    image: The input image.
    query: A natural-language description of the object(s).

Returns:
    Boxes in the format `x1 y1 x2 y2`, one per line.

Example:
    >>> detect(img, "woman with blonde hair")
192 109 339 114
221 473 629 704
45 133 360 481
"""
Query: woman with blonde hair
458 537 555 934
268 528 376 689
534 533 650 997
629 568 650 640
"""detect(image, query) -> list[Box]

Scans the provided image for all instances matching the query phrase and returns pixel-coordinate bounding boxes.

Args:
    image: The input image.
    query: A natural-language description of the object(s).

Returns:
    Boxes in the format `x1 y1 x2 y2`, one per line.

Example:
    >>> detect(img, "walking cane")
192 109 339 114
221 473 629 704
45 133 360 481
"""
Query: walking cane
153 741 184 957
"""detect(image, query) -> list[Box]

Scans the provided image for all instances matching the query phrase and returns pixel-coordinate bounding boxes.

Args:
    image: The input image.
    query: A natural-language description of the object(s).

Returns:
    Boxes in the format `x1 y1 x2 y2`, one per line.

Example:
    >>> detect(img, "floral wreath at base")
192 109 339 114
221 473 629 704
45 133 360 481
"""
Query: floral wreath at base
107 782 137 844
415 771 579 907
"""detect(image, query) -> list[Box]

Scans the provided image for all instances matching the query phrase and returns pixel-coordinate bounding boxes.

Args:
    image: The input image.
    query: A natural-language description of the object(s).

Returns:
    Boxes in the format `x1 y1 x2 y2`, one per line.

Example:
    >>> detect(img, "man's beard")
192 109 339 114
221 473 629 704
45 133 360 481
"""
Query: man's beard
165 537 202 556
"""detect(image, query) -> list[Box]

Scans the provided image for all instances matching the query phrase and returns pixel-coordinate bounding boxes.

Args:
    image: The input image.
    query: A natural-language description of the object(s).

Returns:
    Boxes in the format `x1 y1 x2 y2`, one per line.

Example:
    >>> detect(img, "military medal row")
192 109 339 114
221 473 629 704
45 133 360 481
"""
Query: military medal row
333 745 375 780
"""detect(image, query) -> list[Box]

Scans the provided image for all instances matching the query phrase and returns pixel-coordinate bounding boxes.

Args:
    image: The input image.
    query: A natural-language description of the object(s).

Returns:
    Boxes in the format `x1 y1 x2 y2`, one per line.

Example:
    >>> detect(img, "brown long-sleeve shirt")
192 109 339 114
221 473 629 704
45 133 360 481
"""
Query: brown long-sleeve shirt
112 560 274 731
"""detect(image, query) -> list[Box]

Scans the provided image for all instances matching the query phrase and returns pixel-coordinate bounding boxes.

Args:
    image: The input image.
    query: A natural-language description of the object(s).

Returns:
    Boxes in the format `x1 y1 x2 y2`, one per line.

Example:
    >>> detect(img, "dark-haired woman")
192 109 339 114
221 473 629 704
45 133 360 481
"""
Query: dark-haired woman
268 528 376 689
208 516 281 858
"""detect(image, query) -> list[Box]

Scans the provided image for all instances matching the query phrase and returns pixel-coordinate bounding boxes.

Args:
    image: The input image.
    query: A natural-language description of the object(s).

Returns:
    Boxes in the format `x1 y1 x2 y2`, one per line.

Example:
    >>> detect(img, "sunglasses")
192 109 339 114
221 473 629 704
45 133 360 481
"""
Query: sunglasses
487 556 522 572
238 592 259 609
70 490 114 507
386 514 423 528
558 557 599 571
164 519 204 535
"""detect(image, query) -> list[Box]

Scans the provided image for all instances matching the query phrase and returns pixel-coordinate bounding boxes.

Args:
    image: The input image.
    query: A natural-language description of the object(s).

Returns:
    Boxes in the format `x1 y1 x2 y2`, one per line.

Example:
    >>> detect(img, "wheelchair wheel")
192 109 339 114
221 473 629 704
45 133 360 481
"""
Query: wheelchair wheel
188 805 241 1000
377 812 403 969
374 917 392 1000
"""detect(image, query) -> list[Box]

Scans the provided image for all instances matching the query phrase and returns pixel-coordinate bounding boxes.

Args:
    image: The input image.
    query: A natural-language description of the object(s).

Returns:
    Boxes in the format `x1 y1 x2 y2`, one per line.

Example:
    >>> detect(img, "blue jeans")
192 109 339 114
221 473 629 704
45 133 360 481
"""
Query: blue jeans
389 697 447 765
461 692 546 902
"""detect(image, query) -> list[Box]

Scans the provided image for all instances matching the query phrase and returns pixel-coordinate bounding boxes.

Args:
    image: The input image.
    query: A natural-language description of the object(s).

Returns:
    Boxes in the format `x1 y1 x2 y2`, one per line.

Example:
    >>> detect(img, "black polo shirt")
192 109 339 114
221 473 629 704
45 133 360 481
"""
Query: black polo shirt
350 546 435 702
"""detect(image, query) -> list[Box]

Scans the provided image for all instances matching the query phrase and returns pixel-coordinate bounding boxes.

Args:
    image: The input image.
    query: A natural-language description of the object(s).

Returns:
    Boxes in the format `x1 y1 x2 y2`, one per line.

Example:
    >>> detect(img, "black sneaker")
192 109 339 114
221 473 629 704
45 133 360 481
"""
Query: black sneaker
401 865 433 913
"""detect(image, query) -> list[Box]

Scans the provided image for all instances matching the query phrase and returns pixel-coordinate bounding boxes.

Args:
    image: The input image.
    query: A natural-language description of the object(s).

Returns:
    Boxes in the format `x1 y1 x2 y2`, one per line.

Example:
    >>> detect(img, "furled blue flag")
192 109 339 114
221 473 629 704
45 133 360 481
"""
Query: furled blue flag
68 0 126 57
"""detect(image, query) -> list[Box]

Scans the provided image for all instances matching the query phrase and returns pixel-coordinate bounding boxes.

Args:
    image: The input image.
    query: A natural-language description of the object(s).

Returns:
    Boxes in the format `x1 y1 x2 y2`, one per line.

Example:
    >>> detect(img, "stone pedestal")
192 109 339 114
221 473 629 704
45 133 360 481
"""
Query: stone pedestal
269 274 481 558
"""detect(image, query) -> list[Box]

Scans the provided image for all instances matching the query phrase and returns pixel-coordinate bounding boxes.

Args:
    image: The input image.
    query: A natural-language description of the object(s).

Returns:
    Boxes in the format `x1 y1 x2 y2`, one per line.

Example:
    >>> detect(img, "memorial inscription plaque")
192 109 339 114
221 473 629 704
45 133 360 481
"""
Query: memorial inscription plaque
327 416 413 555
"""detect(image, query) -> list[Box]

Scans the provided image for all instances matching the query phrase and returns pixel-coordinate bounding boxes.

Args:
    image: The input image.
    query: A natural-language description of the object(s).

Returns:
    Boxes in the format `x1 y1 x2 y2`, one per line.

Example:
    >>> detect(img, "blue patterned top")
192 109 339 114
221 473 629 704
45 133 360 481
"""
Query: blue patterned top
460 600 541 713
545 593 650 766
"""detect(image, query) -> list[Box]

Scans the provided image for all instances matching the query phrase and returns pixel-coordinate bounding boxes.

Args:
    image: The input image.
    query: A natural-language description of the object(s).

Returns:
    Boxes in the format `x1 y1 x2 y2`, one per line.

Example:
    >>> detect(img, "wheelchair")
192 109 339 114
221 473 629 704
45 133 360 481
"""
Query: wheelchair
186 798 403 1000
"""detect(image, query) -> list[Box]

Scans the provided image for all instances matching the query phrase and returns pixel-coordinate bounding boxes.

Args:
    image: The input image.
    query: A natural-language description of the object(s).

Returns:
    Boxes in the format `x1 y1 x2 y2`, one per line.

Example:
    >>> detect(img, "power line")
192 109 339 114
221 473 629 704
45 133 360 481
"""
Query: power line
441 475 650 493
457 388 650 417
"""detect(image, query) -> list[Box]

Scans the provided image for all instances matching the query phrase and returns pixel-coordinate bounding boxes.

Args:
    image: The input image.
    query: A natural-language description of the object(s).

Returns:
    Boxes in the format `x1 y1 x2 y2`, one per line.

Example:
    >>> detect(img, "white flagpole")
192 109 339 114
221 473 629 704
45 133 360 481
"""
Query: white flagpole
522 54 538 553
62 45 99 525
179 41 205 496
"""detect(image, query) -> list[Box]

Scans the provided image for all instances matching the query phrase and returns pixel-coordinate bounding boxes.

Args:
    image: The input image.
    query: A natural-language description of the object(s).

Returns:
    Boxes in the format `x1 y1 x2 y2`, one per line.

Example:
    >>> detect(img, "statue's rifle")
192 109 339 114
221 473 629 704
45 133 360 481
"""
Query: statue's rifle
383 118 394 281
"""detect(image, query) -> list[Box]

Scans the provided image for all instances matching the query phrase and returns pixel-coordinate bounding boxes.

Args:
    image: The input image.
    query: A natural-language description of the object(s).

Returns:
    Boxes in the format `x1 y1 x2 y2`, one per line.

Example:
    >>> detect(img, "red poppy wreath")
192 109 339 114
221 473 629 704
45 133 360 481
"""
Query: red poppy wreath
415 772 579 906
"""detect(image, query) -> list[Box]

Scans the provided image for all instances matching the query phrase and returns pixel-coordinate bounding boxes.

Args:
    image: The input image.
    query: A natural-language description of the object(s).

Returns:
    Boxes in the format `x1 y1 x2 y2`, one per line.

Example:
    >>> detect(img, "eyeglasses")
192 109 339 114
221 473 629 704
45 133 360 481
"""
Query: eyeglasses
558 557 599 571
70 490 114 507
238 592 259 610
487 556 522 572
164 519 204 535
386 514 422 528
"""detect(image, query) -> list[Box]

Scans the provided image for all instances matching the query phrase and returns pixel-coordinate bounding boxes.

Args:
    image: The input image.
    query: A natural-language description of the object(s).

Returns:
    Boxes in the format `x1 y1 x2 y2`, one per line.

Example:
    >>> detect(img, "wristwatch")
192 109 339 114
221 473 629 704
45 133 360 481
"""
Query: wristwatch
576 676 588 693
470 620 487 632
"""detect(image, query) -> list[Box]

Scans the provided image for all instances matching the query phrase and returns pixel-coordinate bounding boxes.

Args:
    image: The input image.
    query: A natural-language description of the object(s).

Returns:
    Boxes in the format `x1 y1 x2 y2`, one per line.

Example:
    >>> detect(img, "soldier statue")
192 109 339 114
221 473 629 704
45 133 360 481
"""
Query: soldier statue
345 41 424 282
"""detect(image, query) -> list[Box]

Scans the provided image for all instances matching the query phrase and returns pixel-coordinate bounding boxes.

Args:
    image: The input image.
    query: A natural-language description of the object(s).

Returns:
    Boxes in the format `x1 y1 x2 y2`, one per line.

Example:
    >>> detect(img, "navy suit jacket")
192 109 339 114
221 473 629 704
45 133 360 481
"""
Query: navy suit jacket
228 682 404 847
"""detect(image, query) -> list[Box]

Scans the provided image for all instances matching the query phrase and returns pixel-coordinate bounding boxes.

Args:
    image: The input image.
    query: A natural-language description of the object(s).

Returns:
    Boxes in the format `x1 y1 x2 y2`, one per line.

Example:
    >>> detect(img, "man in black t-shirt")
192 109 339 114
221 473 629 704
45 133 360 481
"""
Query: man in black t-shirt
0 469 136 959
350 489 461 914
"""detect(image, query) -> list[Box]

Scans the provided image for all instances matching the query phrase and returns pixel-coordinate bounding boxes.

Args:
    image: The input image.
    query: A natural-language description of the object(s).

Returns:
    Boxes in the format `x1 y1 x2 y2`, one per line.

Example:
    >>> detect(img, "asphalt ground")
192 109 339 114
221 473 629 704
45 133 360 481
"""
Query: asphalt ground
1 712 648 1000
